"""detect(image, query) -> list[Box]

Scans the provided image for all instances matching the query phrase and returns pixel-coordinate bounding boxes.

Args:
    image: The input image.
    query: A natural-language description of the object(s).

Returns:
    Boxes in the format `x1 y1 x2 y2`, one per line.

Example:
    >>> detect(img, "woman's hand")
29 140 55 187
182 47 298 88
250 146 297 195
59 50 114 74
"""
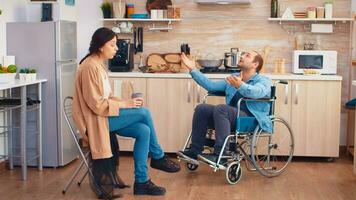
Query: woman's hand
181 53 196 72
121 98 144 109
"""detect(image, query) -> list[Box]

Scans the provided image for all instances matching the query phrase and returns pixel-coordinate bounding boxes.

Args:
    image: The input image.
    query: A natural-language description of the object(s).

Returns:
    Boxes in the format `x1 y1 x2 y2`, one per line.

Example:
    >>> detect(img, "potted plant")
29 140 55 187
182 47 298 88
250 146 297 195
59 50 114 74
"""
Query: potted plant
101 2 112 18
19 68 26 81
19 68 36 82
29 69 37 81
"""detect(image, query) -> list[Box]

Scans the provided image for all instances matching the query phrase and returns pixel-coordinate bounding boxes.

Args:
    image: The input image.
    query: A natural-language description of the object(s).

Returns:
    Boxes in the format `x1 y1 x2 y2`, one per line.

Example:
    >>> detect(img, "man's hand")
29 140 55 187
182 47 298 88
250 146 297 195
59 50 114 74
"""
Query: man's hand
181 53 196 72
121 98 144 109
226 72 244 88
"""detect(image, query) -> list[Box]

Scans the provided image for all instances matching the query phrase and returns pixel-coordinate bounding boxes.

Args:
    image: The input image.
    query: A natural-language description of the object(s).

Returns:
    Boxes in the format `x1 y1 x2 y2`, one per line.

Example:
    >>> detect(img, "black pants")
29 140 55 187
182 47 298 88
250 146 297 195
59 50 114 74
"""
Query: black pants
190 104 249 155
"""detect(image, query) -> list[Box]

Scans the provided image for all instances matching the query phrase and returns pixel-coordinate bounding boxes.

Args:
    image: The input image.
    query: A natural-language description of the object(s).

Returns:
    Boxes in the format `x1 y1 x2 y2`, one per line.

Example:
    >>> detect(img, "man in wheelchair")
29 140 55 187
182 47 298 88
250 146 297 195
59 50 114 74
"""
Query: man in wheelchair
178 50 273 164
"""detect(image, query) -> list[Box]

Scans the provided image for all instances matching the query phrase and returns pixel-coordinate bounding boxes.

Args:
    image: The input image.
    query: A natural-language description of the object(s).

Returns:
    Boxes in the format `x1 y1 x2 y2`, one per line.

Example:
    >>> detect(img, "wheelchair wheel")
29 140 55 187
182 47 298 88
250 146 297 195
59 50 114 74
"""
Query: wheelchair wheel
226 161 242 185
250 117 294 177
186 162 199 172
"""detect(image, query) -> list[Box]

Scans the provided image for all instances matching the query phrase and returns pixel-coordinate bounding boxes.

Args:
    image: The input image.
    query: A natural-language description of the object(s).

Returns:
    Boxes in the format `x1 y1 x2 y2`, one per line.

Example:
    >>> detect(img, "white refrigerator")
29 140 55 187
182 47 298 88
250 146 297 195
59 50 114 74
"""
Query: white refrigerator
7 21 79 167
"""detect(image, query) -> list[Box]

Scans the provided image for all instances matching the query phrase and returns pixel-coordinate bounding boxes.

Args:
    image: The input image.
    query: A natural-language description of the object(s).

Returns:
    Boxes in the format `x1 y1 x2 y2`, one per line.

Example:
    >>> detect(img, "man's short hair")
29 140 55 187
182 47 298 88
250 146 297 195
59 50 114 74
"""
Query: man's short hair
253 51 264 72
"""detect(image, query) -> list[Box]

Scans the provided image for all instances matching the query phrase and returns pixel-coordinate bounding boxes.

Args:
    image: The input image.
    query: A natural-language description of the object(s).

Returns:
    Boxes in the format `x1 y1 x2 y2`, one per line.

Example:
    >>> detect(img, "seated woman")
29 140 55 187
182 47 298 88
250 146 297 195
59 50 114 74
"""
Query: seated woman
72 27 180 197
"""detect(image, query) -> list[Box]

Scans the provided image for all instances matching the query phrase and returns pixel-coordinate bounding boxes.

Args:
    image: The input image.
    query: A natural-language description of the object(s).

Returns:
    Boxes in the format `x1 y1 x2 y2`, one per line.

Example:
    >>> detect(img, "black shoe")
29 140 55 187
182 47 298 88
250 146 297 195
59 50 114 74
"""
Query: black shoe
177 150 199 165
134 179 166 196
150 155 181 173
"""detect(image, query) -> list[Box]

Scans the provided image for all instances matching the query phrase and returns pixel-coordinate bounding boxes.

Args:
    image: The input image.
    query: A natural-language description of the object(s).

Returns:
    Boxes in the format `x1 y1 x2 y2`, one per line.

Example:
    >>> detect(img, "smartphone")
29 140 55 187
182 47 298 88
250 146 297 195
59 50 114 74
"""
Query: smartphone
180 43 190 55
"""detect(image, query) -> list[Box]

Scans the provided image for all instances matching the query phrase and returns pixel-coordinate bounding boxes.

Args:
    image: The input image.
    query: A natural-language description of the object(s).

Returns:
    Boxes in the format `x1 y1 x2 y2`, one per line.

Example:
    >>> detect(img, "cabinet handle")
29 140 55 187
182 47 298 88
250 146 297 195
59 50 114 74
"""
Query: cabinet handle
284 84 288 105
196 85 201 103
130 81 134 93
187 81 191 103
294 83 299 105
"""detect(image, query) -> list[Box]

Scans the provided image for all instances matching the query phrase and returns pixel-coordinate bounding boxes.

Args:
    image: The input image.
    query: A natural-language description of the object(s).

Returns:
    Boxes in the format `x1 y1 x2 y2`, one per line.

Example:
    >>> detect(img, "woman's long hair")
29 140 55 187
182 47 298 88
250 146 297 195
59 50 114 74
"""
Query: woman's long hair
79 27 117 64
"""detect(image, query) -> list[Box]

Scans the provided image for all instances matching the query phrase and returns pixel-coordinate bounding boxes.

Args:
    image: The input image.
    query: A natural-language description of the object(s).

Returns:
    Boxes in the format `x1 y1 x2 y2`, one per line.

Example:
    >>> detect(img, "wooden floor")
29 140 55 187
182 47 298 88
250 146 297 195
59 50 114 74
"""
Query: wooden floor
1 153 356 200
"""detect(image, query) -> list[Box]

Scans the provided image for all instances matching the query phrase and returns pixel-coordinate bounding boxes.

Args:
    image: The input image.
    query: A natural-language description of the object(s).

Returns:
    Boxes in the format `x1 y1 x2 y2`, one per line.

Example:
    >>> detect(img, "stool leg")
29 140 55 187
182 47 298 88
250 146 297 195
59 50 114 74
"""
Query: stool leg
62 160 85 194
78 169 88 186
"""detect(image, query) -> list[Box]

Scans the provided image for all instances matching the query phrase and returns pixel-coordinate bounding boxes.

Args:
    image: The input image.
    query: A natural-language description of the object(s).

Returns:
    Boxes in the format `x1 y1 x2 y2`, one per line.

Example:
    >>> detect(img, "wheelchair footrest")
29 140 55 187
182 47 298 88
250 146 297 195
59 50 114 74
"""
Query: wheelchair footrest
198 154 229 170
177 151 199 165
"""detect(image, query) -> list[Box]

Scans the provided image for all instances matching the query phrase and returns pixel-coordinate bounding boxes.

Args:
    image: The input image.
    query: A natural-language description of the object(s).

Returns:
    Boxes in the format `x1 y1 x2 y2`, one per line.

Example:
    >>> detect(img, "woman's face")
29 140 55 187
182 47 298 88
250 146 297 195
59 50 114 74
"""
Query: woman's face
100 37 118 60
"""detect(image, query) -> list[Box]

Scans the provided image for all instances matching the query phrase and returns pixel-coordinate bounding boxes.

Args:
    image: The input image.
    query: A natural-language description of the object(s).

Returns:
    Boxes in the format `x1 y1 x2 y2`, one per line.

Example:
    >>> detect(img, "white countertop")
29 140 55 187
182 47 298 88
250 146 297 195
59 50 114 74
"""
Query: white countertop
0 79 47 90
109 72 343 81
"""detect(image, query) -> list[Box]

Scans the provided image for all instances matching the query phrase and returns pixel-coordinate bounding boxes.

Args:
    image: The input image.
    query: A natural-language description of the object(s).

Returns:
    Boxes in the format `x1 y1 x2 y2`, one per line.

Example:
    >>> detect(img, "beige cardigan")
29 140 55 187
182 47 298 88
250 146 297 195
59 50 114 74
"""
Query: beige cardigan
72 56 122 159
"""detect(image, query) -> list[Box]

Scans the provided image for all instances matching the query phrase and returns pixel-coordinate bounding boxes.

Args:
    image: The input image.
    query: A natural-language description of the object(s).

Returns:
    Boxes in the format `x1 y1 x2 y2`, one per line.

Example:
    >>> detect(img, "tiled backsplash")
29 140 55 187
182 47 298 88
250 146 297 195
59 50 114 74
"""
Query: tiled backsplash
105 0 352 105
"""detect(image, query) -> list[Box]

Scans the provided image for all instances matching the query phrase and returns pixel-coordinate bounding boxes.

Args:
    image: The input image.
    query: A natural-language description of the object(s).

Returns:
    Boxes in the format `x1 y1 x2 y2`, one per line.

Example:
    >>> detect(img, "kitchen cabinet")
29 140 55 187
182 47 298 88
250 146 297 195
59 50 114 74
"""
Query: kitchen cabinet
273 80 341 157
109 75 341 157
271 80 293 156
290 80 341 157
110 78 147 151
146 78 196 152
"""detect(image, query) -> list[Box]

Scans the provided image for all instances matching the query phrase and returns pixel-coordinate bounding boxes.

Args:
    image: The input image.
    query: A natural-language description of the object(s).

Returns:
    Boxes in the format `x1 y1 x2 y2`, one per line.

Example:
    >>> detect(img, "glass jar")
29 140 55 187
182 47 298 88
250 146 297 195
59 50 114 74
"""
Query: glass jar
307 7 316 19
167 5 180 19
316 7 325 18
295 35 304 50
324 2 333 19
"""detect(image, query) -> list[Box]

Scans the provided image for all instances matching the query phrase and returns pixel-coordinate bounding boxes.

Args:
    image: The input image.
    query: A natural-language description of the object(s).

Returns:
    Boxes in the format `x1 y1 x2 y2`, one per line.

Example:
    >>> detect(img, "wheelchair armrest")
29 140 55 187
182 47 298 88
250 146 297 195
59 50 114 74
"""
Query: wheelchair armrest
207 91 226 97
236 97 274 117
241 97 275 102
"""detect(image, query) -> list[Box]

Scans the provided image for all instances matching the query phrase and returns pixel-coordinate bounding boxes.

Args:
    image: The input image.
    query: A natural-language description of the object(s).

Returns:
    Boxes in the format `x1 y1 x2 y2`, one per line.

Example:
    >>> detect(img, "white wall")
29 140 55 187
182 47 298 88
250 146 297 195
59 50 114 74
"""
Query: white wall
352 0 356 11
76 0 102 61
59 0 77 21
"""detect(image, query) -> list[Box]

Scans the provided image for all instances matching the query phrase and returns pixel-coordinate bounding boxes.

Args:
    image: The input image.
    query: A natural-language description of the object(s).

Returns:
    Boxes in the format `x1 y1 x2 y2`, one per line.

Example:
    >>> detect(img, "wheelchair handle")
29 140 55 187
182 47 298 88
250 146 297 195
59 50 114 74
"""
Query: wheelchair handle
271 86 276 99
275 80 288 85
271 80 288 99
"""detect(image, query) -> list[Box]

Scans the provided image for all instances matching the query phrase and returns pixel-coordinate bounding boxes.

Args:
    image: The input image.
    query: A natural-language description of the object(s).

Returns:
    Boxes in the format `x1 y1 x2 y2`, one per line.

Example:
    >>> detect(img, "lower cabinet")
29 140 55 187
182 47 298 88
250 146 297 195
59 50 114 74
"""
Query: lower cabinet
290 80 341 157
146 78 196 152
273 80 341 157
110 77 341 157
110 78 147 151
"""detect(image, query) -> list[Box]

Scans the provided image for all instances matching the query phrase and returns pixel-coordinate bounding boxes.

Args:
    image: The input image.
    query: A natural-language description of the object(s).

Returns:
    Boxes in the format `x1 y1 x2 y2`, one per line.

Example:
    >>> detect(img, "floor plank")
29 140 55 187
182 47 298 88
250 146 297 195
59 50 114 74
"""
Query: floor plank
0 154 356 200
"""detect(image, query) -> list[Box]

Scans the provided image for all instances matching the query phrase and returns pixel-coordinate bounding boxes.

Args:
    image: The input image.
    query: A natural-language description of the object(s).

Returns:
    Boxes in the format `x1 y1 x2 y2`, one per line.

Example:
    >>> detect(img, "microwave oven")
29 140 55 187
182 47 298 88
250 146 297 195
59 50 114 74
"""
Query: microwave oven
293 50 337 74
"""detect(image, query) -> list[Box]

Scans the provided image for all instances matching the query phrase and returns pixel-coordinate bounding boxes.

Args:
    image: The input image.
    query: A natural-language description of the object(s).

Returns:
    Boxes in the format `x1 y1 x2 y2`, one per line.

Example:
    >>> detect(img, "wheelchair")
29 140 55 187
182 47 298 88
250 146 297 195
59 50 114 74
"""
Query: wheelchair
177 80 294 184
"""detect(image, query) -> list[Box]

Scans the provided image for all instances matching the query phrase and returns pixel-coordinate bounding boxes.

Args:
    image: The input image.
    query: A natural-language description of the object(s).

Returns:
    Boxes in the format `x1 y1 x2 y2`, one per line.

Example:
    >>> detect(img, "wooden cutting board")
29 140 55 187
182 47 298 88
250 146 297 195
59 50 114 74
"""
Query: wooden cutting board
146 0 172 12
146 53 182 73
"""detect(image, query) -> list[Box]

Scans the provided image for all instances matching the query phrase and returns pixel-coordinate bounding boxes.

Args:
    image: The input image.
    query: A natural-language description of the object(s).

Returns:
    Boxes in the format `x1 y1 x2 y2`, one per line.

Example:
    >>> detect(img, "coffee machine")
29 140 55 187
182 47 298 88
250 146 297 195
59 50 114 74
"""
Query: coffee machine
109 39 134 72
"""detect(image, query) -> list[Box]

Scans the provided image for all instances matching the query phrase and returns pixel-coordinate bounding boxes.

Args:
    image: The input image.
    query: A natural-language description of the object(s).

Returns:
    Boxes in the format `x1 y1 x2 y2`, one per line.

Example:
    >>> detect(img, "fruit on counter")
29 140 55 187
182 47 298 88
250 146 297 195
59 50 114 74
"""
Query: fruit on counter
1 66 7 72
7 64 17 73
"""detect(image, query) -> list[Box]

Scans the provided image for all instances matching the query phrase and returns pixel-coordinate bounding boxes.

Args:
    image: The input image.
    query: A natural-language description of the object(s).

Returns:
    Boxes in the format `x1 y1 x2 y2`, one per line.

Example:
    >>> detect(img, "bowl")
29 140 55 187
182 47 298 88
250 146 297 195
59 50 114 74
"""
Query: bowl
197 59 223 68
0 73 16 84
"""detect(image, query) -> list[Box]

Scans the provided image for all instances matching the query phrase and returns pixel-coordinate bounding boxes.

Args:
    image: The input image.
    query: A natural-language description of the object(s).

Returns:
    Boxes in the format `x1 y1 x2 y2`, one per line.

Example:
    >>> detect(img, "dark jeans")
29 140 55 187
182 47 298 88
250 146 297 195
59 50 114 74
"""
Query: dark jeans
190 104 250 155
